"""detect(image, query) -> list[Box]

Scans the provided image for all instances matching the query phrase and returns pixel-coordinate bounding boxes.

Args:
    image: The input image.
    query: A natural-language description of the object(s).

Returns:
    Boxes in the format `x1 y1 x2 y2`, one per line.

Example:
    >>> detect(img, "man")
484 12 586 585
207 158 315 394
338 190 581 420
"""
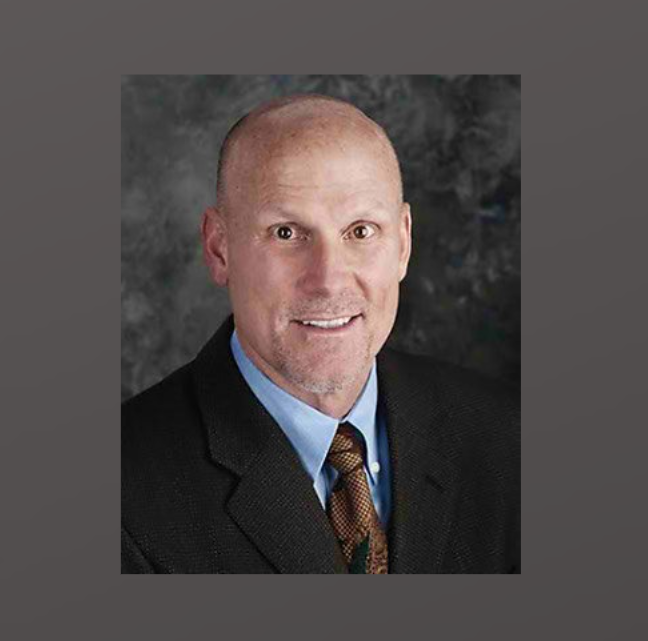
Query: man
122 94 520 573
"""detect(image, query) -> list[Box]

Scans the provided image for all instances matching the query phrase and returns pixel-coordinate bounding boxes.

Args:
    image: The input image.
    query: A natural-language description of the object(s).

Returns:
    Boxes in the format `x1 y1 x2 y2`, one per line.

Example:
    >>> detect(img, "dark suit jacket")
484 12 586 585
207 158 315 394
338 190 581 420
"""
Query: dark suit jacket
122 316 520 573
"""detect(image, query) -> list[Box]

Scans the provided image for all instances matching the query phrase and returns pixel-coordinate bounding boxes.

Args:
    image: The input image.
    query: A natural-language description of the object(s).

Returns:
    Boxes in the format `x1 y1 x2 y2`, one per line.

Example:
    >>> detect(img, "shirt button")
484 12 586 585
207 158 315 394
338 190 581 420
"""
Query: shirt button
370 461 381 474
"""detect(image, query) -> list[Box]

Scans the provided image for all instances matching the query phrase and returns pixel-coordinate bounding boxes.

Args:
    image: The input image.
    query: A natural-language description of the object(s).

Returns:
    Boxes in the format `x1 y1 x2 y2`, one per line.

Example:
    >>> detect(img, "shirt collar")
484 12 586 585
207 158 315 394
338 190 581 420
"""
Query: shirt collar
230 329 380 484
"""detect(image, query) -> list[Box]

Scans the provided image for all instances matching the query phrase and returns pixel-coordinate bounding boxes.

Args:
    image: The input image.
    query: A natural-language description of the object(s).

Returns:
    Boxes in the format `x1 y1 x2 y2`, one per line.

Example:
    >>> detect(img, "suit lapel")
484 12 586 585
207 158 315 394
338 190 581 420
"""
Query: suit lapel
193 316 347 574
227 431 348 574
378 348 460 574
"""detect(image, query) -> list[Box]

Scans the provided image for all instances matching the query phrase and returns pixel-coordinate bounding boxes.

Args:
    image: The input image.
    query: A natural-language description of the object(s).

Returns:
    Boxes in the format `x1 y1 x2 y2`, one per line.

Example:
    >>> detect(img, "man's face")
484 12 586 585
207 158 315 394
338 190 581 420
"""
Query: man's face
215 127 411 400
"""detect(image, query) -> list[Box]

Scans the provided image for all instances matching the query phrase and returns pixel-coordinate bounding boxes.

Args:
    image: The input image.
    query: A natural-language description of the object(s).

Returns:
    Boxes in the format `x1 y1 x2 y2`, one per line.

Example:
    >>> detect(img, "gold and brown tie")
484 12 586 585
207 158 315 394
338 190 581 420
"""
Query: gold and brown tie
326 422 388 574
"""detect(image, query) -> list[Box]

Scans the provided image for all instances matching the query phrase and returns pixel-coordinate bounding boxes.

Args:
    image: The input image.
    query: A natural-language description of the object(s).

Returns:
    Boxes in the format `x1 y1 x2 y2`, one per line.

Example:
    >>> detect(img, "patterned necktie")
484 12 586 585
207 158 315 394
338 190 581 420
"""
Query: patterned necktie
326 422 388 574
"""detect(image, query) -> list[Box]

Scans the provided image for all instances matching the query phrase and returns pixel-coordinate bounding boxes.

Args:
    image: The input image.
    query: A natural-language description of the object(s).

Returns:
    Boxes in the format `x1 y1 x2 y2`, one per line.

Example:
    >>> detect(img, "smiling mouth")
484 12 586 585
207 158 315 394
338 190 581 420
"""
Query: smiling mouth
293 314 362 330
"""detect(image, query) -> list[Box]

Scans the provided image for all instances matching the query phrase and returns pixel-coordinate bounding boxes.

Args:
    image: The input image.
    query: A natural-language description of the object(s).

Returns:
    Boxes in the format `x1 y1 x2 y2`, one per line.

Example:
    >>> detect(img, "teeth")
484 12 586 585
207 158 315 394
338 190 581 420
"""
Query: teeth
300 316 353 328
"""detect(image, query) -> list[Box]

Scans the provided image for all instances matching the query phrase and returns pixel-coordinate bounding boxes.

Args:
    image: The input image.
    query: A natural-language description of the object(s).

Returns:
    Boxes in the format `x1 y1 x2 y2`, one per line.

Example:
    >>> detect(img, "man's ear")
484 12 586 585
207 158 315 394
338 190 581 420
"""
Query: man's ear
398 202 412 282
201 206 229 286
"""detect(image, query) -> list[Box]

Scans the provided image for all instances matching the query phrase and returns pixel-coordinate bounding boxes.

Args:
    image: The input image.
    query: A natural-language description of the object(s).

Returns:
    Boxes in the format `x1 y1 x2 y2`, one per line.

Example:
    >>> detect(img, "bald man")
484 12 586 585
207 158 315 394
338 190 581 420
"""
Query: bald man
122 95 520 574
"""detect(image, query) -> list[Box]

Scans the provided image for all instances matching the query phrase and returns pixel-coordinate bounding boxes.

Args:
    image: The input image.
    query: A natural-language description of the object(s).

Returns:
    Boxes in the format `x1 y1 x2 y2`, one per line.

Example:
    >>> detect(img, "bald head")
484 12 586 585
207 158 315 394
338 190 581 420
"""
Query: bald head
216 94 403 212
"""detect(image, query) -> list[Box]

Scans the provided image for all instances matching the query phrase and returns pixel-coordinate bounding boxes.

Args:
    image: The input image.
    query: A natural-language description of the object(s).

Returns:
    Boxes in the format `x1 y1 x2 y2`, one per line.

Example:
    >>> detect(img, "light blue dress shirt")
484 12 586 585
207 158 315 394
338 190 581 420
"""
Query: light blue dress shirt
230 329 391 526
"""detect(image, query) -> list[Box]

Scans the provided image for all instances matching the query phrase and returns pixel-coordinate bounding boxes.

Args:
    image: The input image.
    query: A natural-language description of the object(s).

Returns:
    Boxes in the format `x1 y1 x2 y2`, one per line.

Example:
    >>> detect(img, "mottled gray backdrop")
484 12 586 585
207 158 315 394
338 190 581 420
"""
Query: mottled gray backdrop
121 75 520 402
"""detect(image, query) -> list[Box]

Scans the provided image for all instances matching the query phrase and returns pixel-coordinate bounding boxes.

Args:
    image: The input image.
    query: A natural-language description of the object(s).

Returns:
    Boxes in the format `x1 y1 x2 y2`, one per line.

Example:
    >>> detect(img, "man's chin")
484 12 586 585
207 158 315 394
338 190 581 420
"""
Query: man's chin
282 362 369 396
290 375 348 395
273 340 373 397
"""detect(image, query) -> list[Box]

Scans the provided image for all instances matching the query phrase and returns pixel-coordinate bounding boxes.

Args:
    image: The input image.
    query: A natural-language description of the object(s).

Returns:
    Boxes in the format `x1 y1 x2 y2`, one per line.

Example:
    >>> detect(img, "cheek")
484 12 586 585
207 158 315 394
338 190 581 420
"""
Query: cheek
363 248 402 300
229 249 294 312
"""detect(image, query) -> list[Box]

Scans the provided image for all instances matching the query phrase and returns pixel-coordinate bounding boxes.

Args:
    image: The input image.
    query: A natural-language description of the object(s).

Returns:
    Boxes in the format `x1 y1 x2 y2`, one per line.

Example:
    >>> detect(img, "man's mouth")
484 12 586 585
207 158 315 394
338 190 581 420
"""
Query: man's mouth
293 314 362 330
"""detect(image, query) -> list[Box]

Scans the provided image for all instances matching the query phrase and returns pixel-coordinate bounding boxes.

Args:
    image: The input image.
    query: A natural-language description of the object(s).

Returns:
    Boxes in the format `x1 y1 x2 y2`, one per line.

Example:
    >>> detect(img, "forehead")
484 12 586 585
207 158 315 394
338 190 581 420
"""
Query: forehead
267 156 395 225
267 142 389 187
237 133 399 214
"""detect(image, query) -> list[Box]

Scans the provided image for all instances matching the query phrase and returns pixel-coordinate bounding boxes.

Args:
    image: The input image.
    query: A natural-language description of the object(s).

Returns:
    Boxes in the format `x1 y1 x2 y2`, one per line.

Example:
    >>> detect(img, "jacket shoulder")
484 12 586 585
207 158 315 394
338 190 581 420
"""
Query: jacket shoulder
378 347 520 466
121 361 204 467
380 347 519 415
122 362 195 427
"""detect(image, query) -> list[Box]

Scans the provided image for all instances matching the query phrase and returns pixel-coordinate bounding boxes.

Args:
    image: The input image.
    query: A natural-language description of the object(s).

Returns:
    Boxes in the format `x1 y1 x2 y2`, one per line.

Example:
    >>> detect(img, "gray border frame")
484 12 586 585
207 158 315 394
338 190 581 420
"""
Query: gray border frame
4 1 647 638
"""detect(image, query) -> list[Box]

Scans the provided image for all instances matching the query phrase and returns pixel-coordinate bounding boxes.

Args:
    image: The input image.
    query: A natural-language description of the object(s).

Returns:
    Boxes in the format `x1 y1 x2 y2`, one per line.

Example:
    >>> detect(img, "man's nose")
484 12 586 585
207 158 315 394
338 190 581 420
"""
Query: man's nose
297 236 351 295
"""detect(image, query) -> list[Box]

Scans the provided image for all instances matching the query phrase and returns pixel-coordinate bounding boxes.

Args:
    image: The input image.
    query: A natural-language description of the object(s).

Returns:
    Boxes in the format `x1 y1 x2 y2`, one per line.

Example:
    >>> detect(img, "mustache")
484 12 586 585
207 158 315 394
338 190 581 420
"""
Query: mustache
287 295 366 319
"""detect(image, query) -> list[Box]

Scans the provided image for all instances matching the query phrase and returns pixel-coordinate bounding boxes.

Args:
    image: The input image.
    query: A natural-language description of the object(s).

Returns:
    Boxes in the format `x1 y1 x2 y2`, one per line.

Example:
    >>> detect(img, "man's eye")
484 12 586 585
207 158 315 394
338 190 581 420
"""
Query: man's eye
349 224 376 240
275 226 294 240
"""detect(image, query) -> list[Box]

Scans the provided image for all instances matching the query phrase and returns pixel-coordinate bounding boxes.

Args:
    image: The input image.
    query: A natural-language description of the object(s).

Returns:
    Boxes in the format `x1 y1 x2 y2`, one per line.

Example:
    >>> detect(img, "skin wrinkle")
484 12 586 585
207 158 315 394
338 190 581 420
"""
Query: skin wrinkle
202 95 412 418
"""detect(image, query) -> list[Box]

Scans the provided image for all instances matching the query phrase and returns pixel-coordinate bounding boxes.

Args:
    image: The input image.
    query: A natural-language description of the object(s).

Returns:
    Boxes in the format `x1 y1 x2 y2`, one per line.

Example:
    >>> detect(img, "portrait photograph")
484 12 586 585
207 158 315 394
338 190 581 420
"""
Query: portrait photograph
6 0 646 632
121 74 521 574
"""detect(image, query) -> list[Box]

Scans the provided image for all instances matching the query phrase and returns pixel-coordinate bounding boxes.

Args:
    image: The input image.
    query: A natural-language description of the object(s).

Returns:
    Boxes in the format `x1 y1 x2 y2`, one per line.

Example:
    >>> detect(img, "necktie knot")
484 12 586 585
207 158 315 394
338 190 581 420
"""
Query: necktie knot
326 422 365 476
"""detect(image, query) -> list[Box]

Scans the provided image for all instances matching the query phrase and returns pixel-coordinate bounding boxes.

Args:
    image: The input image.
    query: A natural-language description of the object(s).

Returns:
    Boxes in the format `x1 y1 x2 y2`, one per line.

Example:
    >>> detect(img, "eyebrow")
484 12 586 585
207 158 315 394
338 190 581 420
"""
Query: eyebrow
255 204 393 223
